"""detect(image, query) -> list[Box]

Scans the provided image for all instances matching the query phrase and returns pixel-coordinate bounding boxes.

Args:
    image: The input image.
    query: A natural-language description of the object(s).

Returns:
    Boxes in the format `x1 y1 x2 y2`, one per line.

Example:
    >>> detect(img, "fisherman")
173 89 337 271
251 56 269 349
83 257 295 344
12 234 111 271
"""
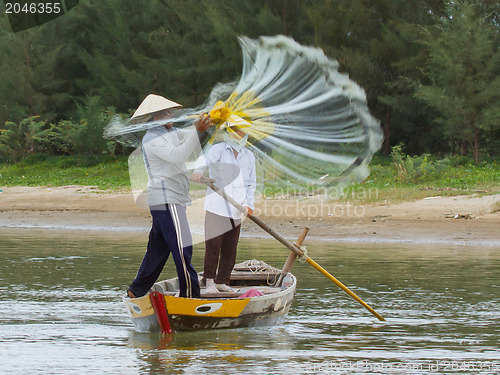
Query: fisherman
191 120 256 293
127 94 213 299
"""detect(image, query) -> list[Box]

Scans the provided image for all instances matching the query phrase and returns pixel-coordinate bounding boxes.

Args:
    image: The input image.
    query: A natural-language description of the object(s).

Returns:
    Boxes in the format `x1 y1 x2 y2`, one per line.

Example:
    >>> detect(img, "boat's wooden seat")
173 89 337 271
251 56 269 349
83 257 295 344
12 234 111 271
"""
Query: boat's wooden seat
200 286 283 299
230 271 280 281
229 272 280 287
201 291 241 298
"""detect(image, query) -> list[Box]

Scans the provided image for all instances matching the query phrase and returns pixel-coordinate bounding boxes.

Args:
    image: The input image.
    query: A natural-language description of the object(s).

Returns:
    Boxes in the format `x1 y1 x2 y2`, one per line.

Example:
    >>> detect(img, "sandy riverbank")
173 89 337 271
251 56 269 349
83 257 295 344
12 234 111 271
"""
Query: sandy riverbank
0 185 499 246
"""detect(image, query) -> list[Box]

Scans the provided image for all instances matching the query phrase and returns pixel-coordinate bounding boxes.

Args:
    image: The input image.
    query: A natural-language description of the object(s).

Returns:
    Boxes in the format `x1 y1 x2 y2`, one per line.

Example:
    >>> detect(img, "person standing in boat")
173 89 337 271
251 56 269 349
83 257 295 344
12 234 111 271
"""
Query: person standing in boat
127 94 213 299
191 120 256 294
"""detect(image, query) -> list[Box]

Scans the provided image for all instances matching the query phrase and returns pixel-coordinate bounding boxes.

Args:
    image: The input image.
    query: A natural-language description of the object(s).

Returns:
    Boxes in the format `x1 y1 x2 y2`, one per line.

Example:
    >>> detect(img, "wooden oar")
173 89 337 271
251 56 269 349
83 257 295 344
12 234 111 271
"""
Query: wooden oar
199 178 386 322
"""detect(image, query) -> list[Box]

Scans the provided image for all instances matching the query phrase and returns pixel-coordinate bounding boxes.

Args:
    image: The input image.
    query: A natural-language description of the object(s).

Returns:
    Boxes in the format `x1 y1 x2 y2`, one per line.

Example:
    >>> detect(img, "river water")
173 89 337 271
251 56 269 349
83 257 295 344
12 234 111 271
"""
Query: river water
0 228 498 374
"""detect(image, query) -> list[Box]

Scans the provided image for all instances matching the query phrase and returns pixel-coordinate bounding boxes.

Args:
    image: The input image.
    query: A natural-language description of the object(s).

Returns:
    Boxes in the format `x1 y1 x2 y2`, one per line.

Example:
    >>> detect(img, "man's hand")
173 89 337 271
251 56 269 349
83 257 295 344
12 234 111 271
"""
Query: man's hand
191 172 202 182
244 206 254 216
195 113 213 133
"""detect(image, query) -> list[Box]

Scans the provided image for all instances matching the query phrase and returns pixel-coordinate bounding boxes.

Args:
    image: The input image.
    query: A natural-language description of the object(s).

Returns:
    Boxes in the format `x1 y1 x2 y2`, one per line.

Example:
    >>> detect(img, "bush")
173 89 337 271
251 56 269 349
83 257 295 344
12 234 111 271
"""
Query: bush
0 96 123 165
391 144 449 182
0 116 56 164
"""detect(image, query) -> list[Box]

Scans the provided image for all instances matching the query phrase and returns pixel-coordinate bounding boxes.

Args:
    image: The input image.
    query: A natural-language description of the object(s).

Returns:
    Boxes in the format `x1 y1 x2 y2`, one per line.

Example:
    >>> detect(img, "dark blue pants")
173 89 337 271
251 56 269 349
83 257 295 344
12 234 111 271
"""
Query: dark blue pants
128 204 200 298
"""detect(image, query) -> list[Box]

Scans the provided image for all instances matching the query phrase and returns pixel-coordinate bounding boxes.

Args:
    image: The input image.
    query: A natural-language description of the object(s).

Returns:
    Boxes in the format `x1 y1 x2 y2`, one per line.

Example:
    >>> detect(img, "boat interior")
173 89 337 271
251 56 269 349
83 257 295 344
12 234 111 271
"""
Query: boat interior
151 260 294 299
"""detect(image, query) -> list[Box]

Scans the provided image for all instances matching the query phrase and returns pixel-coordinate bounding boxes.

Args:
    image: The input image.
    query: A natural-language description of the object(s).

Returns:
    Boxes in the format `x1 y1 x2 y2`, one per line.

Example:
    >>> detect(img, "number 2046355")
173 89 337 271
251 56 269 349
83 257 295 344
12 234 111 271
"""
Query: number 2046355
5 2 62 14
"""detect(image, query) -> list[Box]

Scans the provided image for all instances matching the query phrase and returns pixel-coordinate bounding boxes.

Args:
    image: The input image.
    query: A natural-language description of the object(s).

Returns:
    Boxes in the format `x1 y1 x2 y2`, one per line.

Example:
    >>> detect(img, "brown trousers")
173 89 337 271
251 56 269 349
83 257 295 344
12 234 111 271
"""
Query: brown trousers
203 211 241 285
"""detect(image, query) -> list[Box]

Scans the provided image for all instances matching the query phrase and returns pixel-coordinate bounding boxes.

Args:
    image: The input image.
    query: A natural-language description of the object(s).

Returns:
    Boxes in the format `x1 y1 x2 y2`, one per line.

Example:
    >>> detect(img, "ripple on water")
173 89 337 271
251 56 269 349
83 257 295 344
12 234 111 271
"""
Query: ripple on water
0 231 499 374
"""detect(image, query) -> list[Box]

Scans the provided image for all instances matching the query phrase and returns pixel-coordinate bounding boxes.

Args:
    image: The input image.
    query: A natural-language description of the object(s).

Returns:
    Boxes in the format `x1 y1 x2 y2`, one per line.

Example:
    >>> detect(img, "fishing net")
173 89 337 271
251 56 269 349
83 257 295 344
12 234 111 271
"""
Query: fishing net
105 35 382 242
106 34 382 195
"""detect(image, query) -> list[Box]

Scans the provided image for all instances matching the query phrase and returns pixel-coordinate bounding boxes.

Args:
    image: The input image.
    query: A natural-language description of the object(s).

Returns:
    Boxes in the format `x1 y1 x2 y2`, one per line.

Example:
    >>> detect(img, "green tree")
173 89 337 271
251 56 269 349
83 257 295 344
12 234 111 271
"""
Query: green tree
68 95 114 155
306 0 446 155
0 23 37 125
415 0 500 162
0 9 76 125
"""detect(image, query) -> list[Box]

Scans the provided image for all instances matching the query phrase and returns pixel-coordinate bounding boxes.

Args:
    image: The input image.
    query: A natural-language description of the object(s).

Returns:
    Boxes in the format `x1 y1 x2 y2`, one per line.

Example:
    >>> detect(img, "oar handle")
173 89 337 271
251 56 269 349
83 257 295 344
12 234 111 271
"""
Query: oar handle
200 177 216 183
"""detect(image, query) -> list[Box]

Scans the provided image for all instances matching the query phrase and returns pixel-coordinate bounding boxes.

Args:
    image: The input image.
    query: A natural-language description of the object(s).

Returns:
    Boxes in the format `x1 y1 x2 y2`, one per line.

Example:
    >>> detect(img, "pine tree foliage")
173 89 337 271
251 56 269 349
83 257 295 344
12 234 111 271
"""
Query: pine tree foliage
307 0 447 155
0 0 498 160
415 0 500 162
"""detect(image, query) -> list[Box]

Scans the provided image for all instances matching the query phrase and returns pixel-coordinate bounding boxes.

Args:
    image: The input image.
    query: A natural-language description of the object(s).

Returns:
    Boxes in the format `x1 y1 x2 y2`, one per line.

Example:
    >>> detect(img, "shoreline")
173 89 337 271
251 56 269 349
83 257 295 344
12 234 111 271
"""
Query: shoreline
1 185 499 247
1 223 498 247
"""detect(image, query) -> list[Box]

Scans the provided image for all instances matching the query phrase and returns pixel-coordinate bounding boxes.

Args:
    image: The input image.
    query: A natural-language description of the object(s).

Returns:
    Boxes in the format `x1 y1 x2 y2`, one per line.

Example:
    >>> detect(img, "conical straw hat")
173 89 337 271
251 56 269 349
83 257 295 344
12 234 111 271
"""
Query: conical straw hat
131 94 182 121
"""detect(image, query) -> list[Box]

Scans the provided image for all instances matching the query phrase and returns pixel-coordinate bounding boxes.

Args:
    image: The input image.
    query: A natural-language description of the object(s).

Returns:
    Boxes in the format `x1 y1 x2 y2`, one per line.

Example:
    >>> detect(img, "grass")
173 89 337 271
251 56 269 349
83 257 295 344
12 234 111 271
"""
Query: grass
257 154 499 204
0 153 499 203
340 155 500 204
0 154 130 190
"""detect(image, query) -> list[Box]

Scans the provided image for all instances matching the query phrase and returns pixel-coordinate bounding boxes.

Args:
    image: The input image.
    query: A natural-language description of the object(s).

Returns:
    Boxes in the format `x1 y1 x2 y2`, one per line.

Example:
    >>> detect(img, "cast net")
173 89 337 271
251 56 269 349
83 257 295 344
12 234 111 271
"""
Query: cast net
106 35 382 199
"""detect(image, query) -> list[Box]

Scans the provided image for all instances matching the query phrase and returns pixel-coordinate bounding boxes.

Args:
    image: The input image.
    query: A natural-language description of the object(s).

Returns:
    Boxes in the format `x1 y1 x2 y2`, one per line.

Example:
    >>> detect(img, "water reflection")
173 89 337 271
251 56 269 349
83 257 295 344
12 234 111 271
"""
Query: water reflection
0 228 499 374
128 326 302 374
127 325 297 351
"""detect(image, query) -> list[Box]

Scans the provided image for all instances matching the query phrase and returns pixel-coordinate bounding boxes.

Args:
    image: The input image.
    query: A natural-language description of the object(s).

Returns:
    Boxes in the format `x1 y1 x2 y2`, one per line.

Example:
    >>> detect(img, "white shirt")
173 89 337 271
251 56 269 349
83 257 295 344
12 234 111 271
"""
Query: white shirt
195 142 256 219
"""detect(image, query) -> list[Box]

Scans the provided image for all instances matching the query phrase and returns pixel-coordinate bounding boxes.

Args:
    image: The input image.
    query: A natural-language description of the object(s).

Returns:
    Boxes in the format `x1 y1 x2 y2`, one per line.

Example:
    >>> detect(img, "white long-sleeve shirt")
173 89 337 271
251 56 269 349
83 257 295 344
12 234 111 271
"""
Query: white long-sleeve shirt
142 126 201 206
194 142 256 219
